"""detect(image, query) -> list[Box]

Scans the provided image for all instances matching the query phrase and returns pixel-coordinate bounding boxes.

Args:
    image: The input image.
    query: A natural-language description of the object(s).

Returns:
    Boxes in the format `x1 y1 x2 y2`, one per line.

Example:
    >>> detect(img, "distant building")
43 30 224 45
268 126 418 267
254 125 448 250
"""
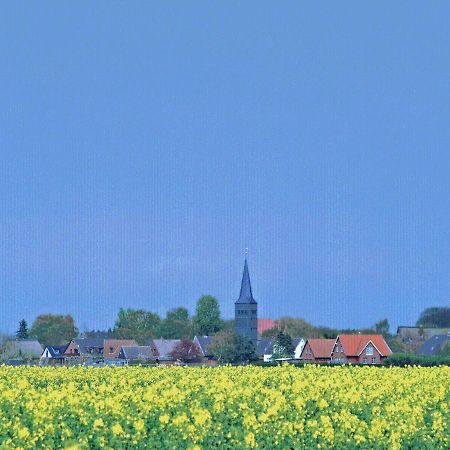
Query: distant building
417 334 450 356
235 258 258 345
330 334 392 365
64 338 104 358
118 346 154 361
300 339 335 363
193 336 214 358
258 318 276 336
397 326 450 342
103 339 137 359
4 340 44 363
149 339 181 360
40 345 67 364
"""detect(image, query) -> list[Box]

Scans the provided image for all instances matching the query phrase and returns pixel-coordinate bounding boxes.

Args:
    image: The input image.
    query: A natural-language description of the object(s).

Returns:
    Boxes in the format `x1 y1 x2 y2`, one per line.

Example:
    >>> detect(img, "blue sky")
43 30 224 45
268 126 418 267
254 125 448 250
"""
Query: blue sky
1 3 449 334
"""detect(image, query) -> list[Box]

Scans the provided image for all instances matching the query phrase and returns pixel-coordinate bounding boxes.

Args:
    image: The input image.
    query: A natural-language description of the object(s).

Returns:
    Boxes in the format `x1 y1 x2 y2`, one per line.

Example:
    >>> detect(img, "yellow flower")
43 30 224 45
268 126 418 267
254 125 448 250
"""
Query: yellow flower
111 423 123 435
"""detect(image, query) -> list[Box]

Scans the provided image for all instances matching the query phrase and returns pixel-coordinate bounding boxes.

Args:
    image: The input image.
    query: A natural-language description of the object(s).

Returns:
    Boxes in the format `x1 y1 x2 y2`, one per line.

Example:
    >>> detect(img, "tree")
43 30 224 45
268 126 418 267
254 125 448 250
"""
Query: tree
161 307 192 339
271 330 294 360
262 316 338 339
374 319 390 336
416 307 450 328
16 319 29 340
209 330 255 364
169 339 202 362
114 308 161 344
193 295 223 335
29 314 78 347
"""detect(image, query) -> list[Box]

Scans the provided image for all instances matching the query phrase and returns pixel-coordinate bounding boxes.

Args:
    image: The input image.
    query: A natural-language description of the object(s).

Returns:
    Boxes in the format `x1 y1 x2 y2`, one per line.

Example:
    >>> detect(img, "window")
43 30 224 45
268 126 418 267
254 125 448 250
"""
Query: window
366 345 374 356
371 357 376 364
109 347 114 353
363 357 368 364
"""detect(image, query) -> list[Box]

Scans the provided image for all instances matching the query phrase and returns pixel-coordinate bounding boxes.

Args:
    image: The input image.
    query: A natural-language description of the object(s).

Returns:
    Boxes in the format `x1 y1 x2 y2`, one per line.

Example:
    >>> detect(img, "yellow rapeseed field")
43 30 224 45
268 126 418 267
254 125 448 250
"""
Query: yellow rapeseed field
0 365 448 449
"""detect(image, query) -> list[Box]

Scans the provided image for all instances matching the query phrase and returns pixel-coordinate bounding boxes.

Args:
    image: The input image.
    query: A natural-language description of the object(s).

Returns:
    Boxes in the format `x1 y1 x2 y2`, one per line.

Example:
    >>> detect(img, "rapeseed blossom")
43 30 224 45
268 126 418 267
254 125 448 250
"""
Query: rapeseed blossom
0 365 448 449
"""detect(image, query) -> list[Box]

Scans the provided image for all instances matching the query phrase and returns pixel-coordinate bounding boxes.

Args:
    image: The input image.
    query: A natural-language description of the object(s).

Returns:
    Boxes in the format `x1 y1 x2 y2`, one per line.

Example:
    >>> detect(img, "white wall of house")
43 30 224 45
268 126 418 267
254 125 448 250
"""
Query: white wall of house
294 339 305 359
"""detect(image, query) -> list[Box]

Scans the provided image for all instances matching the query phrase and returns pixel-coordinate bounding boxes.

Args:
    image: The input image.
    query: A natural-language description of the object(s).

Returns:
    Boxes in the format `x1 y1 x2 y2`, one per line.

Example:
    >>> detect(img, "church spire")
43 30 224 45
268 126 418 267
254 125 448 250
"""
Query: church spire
236 258 257 304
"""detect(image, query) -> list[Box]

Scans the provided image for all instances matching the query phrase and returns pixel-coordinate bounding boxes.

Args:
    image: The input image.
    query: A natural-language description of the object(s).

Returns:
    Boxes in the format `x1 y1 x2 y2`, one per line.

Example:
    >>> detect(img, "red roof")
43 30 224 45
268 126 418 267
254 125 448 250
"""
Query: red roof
338 334 392 357
258 318 276 335
307 339 335 359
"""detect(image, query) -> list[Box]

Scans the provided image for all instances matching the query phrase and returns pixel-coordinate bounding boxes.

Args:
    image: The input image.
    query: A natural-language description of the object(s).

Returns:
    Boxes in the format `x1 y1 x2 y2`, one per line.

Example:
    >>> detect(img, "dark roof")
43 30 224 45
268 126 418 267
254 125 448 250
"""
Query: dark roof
43 345 67 358
256 338 273 356
72 338 104 355
151 339 180 357
194 336 213 356
7 340 44 357
235 259 257 304
417 335 450 356
119 346 155 360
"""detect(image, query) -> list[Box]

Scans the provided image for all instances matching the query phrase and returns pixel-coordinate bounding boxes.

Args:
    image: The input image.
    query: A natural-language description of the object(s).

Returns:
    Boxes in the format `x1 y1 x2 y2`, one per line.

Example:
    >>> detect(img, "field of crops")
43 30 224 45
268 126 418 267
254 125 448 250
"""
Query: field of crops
0 365 448 449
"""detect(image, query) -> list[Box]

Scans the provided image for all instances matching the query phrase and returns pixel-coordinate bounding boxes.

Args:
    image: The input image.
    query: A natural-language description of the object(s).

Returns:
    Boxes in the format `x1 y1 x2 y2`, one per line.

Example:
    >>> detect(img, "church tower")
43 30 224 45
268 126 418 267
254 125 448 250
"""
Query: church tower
234 258 258 344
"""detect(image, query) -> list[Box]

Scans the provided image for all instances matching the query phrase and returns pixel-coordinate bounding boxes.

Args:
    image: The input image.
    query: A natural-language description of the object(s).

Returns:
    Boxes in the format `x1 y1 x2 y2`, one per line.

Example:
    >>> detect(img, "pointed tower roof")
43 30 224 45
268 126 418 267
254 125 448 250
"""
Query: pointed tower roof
236 259 257 304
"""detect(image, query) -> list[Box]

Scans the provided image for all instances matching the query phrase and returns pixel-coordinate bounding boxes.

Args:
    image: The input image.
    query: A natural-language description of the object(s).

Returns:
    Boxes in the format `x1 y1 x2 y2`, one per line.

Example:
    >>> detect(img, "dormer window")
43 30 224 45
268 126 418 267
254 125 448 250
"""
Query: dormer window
366 345 374 356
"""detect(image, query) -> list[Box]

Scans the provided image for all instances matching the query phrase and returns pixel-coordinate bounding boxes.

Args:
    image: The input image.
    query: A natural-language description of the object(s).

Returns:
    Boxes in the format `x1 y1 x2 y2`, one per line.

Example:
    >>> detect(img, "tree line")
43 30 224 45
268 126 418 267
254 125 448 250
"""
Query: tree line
13 295 226 347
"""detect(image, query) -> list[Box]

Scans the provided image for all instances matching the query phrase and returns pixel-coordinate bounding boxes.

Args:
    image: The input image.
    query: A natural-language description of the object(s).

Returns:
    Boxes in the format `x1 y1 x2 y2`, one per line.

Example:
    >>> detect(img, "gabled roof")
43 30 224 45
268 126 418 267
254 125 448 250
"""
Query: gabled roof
8 340 44 358
338 334 392 357
194 336 213 356
119 346 154 360
418 335 450 356
256 338 274 356
151 339 181 357
235 259 257 304
42 345 67 358
104 339 137 358
291 338 305 349
258 318 276 335
73 338 104 348
306 339 335 359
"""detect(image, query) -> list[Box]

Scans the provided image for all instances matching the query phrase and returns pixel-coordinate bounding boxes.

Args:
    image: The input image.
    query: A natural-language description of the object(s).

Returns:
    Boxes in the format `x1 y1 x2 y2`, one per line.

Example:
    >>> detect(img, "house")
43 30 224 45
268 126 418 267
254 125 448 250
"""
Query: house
258 318 276 336
64 338 104 358
103 339 137 359
331 334 392 364
40 345 67 364
417 334 450 356
149 339 181 360
256 338 274 362
193 335 214 358
3 340 44 363
118 345 155 361
300 339 335 363
257 337 305 362
397 326 450 342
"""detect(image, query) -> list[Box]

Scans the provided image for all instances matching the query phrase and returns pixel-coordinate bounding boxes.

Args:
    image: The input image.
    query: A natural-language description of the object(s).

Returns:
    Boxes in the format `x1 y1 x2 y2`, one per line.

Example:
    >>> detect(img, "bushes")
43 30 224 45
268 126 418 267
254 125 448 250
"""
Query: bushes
384 353 450 367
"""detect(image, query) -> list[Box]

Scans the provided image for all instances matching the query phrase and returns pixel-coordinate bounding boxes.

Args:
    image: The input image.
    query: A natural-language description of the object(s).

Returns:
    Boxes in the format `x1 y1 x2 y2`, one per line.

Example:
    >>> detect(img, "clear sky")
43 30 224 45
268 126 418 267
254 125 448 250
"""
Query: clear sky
1 3 449 334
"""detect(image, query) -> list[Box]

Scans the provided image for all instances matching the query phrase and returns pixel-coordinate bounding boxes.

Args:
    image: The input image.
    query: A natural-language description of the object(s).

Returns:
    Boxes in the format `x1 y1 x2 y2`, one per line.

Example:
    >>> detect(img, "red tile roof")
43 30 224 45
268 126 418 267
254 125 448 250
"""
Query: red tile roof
338 334 392 357
258 318 276 335
307 339 335 359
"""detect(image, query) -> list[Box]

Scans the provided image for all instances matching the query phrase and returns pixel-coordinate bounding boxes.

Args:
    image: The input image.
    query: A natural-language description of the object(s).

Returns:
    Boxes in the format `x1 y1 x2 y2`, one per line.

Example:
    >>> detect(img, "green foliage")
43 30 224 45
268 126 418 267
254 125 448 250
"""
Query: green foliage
161 307 192 339
384 353 450 367
193 295 223 335
374 319 390 335
416 307 450 328
261 317 338 339
16 319 29 340
29 314 78 347
0 341 37 363
114 308 161 344
209 331 255 364
272 330 294 359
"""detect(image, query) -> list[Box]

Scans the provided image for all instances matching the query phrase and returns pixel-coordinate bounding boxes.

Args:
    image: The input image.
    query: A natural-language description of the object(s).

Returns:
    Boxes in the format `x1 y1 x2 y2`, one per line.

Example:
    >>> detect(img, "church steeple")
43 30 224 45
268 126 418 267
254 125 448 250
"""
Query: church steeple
234 256 258 344
236 259 256 304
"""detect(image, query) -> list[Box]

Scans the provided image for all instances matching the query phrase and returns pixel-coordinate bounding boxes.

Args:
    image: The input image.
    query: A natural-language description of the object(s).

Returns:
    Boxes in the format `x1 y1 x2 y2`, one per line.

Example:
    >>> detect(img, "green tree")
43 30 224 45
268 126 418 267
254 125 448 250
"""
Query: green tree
271 330 294 360
209 330 255 364
374 319 390 336
193 295 223 335
29 314 78 347
161 307 192 339
114 308 161 344
416 307 450 328
16 319 29 340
